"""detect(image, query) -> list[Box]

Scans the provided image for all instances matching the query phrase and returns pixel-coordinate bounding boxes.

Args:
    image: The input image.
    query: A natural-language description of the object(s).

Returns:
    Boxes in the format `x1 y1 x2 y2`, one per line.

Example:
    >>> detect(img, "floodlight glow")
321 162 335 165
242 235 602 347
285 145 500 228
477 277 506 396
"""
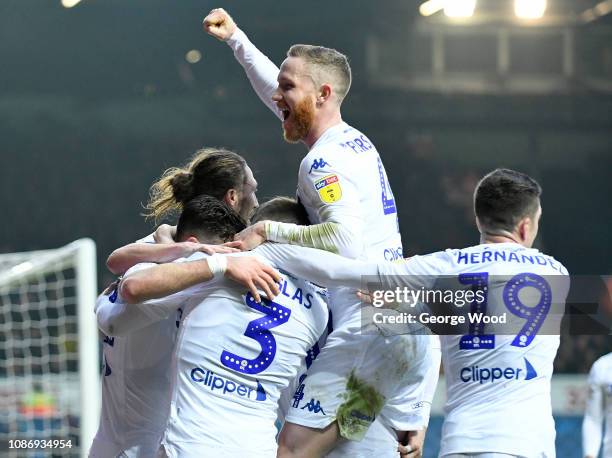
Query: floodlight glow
419 0 445 17
185 50 202 64
444 0 477 18
594 0 612 16
61 0 82 8
514 0 547 19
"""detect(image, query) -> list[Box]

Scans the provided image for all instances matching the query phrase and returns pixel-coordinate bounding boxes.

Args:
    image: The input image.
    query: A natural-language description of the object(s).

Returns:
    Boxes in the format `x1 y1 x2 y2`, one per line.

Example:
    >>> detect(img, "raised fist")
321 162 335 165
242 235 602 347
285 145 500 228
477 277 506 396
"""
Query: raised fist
203 8 237 41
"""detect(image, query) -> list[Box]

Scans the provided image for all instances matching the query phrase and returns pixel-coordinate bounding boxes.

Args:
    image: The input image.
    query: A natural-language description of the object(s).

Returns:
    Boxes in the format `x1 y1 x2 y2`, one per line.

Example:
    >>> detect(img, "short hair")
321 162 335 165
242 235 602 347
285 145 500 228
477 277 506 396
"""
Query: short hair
251 197 311 226
474 168 542 234
145 147 247 222
287 44 352 104
176 195 247 243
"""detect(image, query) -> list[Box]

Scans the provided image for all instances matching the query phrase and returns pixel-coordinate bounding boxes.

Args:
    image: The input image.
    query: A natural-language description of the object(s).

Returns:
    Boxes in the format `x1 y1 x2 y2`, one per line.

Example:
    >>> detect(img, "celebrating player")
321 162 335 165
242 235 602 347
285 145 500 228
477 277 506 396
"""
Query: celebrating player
111 197 329 457
90 147 264 457
106 147 258 276
583 352 612 458
136 169 564 457
253 168 569 457
203 8 432 456
89 196 278 457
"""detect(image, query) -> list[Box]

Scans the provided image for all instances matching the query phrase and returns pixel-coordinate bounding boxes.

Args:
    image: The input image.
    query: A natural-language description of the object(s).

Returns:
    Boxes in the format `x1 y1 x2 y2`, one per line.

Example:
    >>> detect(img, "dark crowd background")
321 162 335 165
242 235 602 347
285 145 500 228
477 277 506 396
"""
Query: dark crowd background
1 0 610 372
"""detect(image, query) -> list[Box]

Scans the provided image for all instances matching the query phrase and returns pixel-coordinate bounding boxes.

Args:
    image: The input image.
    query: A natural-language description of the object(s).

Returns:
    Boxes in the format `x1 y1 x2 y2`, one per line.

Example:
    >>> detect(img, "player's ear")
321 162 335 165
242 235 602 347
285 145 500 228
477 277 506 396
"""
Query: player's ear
224 188 239 209
317 84 332 106
186 236 199 244
517 217 531 244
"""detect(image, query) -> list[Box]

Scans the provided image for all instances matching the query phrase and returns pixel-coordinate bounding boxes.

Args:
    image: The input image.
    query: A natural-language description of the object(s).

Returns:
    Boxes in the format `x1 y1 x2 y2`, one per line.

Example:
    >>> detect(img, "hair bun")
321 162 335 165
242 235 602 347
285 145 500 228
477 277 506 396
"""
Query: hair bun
171 171 194 203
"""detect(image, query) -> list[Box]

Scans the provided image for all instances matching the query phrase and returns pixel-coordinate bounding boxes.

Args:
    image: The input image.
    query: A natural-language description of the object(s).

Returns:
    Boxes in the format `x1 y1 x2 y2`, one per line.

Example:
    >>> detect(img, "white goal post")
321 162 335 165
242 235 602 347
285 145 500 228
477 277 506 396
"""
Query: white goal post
0 238 100 457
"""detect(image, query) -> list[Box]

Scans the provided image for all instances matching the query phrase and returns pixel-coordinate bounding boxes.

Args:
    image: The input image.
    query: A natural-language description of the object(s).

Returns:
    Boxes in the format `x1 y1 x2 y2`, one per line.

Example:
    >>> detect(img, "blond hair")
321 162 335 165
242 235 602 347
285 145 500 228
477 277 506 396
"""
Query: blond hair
287 44 352 104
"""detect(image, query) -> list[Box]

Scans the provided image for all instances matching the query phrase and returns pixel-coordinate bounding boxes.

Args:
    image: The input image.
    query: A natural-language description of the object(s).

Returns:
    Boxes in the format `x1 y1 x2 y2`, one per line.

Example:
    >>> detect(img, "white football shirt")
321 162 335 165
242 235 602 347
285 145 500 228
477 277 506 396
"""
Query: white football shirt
159 253 329 457
227 28 436 453
90 260 186 458
257 244 440 442
227 30 402 326
583 352 612 458
376 242 569 457
256 241 570 456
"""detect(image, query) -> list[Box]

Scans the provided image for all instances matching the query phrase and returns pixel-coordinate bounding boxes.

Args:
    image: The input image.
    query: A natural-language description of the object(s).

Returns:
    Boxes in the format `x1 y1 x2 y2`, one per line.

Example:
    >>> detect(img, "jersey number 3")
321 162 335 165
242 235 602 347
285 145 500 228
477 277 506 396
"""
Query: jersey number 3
220 293 292 375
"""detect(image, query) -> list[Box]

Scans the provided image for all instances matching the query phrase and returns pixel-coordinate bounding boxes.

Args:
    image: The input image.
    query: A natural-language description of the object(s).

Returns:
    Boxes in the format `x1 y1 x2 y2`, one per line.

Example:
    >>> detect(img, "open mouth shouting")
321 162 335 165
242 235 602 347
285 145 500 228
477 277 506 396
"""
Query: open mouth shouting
278 97 314 143
280 107 291 122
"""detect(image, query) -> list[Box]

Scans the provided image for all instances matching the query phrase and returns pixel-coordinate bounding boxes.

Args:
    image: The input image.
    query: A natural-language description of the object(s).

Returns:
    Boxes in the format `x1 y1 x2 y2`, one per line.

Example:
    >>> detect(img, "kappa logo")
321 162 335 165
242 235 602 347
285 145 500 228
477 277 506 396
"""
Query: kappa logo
301 398 326 415
314 174 342 203
309 158 330 174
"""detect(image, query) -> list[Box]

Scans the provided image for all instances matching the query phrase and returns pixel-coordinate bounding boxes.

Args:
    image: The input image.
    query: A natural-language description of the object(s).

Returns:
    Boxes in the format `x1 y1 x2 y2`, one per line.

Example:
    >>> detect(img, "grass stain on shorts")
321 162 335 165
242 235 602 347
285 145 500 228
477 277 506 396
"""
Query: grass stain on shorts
336 370 386 441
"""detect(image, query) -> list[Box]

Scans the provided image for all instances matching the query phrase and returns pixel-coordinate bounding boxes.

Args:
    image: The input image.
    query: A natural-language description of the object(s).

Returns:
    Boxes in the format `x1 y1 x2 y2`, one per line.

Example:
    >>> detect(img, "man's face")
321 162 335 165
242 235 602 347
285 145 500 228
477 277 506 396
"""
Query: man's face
273 57 317 143
236 165 258 221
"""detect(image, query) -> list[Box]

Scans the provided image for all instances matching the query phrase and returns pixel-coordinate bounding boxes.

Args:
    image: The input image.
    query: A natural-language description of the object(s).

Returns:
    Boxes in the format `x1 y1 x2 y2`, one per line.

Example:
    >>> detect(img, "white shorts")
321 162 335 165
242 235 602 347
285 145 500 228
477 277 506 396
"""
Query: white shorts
325 417 399 458
380 336 441 432
89 436 161 458
158 441 275 458
284 323 432 441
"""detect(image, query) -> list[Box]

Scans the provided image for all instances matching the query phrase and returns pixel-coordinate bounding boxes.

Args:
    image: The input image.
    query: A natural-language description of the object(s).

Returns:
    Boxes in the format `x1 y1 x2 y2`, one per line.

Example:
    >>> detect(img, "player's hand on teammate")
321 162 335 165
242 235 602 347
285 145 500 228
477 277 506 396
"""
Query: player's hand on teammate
357 289 373 303
398 443 421 458
186 241 241 255
225 256 281 302
153 224 177 243
233 221 267 251
398 429 424 458
101 280 119 296
203 8 237 41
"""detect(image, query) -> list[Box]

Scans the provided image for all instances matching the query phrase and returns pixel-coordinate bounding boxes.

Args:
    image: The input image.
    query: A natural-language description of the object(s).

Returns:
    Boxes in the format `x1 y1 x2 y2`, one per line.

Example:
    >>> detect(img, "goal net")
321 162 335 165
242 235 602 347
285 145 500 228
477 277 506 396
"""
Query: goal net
0 239 100 457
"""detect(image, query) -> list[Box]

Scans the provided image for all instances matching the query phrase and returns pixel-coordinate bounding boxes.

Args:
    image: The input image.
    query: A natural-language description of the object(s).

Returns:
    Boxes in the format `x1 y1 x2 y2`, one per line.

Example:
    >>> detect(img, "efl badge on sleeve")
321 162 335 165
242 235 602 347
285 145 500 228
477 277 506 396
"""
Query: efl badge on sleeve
314 174 342 203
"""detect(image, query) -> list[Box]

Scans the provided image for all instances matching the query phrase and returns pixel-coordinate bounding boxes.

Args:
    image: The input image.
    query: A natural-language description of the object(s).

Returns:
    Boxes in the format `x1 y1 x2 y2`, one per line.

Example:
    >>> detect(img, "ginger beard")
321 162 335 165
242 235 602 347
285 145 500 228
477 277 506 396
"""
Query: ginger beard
282 96 315 143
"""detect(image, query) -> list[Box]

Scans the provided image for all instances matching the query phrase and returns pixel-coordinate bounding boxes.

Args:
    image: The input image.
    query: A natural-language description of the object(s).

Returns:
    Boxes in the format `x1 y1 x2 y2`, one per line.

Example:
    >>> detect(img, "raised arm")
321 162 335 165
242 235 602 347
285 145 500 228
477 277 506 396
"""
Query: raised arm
203 8 282 119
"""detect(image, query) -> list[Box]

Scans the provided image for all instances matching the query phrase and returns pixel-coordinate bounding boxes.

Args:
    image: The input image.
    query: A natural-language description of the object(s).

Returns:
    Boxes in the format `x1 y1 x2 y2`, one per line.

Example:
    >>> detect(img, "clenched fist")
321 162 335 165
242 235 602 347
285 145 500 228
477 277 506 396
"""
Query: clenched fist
203 8 237 41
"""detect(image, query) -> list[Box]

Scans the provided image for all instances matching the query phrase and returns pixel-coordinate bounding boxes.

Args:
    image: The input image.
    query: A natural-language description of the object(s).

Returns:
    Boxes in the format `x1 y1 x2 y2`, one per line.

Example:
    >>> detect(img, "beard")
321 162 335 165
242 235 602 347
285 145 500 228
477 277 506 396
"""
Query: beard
282 96 315 143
